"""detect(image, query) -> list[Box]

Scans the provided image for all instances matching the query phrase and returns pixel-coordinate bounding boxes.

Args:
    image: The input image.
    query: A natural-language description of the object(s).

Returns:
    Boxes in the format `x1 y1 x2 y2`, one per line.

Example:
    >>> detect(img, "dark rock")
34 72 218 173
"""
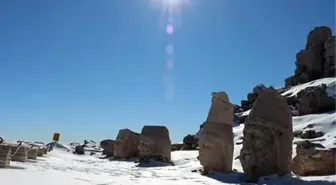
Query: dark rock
74 146 85 155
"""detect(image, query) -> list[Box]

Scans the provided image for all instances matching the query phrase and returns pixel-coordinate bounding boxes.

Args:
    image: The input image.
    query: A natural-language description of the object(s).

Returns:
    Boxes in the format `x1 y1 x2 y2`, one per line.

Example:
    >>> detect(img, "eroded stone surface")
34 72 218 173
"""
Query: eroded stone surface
292 142 336 176
138 126 171 163
240 91 293 182
198 91 234 173
114 129 140 159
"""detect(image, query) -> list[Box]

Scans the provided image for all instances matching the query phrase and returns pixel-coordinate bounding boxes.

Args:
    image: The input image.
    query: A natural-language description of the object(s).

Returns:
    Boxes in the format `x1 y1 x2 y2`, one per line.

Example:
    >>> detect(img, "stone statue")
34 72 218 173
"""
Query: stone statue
138 125 171 163
240 91 293 182
198 91 234 173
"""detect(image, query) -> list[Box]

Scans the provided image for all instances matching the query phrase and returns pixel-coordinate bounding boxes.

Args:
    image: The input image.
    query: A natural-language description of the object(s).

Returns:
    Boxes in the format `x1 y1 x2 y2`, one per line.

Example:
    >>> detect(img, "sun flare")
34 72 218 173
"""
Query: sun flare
150 0 190 14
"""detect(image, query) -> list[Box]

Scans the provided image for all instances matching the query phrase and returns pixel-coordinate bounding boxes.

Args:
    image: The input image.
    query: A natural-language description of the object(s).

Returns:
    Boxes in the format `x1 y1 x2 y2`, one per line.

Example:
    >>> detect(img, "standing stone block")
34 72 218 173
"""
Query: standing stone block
240 91 293 182
11 142 28 162
114 129 140 159
27 148 38 160
138 125 171 163
0 143 11 168
198 91 234 173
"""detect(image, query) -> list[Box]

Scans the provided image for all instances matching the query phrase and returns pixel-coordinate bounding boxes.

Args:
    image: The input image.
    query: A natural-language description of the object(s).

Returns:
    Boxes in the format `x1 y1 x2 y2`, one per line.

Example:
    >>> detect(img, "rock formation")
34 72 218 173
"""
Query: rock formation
285 26 335 87
114 129 140 159
198 91 234 173
324 36 336 77
240 91 293 182
138 125 171 163
292 141 335 176
237 84 277 114
283 84 335 116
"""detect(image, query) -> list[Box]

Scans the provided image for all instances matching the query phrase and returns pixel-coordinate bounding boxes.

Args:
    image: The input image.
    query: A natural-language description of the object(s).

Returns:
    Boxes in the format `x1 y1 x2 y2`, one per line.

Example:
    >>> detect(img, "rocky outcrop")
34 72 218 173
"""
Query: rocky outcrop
292 141 336 176
284 84 335 116
240 91 293 182
324 36 336 77
285 26 334 87
100 139 115 157
198 91 234 173
138 126 171 163
239 84 277 112
114 129 140 159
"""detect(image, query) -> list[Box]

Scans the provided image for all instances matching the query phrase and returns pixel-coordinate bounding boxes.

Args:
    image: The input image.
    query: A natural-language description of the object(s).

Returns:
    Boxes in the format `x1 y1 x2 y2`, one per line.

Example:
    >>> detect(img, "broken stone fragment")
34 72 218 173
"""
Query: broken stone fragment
292 143 335 176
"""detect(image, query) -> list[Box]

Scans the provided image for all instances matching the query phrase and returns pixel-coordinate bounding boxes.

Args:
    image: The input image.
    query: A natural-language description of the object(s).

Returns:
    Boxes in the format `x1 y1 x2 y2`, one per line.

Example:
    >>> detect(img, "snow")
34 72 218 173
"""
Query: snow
281 77 336 98
0 141 335 185
1 111 335 185
1 78 335 184
236 77 336 119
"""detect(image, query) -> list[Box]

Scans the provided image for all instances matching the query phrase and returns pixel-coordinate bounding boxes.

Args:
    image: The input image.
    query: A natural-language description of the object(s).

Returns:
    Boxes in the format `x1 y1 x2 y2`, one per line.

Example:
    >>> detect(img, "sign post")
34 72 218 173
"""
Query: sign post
53 133 60 143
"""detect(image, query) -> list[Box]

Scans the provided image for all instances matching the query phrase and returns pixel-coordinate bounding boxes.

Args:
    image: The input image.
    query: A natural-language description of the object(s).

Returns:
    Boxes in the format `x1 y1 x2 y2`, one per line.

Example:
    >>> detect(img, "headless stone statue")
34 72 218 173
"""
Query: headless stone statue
240 91 293 182
138 125 171 163
198 91 234 173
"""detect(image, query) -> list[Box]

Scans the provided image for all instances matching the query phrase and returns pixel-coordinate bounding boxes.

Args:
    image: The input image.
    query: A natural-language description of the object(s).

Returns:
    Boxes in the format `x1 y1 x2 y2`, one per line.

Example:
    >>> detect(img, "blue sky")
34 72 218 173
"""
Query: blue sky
0 0 335 144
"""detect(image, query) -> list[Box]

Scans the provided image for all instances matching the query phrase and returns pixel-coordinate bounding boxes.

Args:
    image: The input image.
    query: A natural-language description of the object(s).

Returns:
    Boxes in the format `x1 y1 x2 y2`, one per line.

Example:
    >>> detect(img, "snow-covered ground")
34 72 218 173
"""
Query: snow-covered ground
1 78 335 185
1 108 335 185
0 144 335 185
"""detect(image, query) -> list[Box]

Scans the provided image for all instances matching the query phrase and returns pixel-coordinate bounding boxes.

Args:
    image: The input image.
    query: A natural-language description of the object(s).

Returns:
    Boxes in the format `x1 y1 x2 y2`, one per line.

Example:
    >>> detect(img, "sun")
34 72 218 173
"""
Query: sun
150 0 190 14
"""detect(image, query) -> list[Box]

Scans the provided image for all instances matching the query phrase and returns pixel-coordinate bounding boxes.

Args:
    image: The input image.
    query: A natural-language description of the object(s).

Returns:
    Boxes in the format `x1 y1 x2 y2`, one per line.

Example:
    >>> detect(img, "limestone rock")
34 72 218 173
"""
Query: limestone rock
240 91 293 182
292 142 335 176
198 91 234 173
0 141 11 168
28 148 38 160
11 142 28 162
138 125 171 163
100 139 115 157
114 129 140 159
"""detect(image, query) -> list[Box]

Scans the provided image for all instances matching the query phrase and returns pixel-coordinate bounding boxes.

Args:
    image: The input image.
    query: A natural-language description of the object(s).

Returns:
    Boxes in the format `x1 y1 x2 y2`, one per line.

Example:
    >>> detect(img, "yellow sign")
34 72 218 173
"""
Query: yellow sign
53 133 60 142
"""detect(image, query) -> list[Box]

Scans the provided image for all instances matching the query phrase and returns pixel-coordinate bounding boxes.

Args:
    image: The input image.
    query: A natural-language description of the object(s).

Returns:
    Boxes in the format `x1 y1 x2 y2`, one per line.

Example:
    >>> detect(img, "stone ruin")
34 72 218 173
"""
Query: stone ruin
114 129 140 159
240 91 293 182
285 26 335 87
100 139 115 157
292 140 336 176
0 137 11 168
11 142 28 162
138 125 171 163
198 91 234 173
27 147 38 160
